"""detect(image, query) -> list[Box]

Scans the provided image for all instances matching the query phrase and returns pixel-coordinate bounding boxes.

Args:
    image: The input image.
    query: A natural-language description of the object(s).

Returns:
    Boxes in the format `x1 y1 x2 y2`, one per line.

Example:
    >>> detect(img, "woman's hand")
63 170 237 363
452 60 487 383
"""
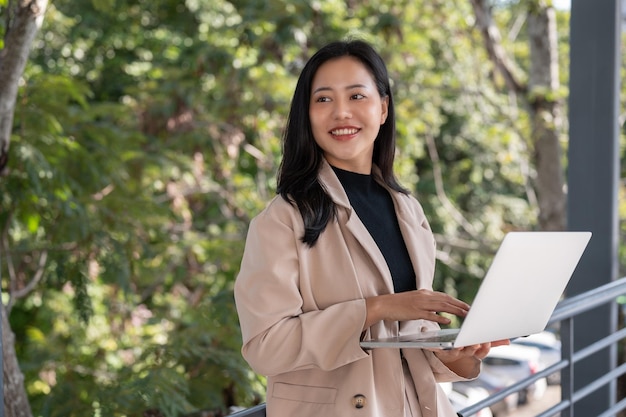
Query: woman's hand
430 339 511 378
364 289 470 330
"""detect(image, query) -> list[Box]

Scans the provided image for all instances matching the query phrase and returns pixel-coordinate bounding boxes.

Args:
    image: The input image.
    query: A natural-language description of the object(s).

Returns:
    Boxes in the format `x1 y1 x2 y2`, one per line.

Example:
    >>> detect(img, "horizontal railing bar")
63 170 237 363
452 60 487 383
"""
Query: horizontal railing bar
457 378 521 415
461 358 569 416
462 277 626 417
597 396 626 417
228 403 266 417
459 367 548 415
535 399 571 417
532 357 570 380
548 276 626 324
537 358 568 376
492 340 626 417
572 326 626 363
572 361 626 403
457 396 499 415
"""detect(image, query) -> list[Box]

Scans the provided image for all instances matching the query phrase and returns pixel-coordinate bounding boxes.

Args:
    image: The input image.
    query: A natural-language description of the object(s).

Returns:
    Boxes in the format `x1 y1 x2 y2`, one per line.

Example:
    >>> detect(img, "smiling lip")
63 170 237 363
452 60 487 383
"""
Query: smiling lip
330 127 360 138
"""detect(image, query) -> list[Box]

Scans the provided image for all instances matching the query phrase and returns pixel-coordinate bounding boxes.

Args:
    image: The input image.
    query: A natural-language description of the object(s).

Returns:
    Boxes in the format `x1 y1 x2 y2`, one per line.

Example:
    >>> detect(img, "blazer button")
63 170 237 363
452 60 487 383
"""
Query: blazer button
352 394 367 409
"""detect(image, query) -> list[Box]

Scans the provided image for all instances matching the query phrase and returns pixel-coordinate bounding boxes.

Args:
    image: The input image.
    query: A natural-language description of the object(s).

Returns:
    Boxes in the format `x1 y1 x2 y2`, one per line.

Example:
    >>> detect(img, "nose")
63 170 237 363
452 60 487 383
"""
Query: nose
333 99 352 120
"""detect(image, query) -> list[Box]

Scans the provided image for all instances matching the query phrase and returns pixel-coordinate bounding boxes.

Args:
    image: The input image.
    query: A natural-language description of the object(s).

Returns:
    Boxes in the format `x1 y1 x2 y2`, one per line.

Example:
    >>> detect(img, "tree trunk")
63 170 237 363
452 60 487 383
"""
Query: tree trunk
2 302 32 417
470 0 566 231
0 0 48 175
0 1 48 416
527 5 566 231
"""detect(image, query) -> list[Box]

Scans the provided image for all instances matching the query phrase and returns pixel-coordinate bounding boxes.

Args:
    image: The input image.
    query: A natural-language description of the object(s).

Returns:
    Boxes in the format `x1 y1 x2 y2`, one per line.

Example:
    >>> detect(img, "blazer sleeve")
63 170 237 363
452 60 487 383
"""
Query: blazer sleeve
234 198 369 377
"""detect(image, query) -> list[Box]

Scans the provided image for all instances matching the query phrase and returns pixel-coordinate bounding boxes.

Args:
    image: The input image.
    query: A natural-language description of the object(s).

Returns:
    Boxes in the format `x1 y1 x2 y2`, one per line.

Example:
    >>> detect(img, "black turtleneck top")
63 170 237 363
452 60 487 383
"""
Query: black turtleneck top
332 166 417 293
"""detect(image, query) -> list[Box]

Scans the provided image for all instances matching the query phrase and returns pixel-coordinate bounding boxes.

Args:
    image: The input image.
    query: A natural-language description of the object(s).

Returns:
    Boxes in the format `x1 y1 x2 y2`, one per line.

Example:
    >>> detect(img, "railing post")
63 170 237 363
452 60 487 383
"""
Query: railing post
561 316 574 417
567 0 621 414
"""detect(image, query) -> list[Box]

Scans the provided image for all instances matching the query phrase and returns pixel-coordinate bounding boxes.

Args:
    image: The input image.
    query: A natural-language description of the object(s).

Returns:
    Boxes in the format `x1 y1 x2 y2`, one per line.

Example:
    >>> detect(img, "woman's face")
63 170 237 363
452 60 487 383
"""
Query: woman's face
309 56 389 174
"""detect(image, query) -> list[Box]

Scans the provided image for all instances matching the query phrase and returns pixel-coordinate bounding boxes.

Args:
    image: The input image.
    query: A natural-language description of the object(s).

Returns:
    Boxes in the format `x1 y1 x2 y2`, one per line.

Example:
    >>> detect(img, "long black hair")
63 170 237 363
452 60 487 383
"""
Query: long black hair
277 40 408 247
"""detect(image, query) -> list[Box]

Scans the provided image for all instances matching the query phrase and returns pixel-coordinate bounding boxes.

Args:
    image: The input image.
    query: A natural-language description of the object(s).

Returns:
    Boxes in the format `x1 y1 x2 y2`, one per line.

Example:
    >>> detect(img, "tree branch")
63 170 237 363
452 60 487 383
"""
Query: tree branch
0 0 49 174
469 0 526 95
1 211 17 299
424 132 480 238
8 250 47 313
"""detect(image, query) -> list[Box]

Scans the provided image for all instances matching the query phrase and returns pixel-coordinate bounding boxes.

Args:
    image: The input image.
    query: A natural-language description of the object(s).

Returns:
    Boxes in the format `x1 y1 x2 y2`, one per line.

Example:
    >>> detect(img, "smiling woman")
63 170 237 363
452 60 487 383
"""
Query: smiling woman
308 56 389 174
234 40 505 417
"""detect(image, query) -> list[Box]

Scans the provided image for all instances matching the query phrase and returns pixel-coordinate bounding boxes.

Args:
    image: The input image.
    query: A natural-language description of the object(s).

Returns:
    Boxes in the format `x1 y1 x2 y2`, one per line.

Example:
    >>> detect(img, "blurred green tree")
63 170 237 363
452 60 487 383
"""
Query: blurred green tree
0 0 584 415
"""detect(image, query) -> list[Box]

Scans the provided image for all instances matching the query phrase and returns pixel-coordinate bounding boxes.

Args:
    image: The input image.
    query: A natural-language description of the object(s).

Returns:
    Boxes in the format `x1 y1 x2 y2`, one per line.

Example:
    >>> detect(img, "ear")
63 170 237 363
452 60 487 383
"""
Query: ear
380 96 389 125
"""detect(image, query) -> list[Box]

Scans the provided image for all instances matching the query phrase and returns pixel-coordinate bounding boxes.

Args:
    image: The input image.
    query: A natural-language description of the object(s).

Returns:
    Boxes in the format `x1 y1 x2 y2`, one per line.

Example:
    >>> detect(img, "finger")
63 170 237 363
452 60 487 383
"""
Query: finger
433 293 469 309
416 290 470 312
490 339 510 347
429 311 452 325
429 299 469 317
474 344 492 358
439 297 470 316
462 345 482 356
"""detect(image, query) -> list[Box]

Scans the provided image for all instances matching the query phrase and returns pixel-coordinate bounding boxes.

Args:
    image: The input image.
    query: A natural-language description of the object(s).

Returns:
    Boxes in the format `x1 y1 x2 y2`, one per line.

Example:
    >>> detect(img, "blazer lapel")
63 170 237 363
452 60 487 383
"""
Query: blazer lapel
319 162 395 294
344 212 395 291
389 191 436 290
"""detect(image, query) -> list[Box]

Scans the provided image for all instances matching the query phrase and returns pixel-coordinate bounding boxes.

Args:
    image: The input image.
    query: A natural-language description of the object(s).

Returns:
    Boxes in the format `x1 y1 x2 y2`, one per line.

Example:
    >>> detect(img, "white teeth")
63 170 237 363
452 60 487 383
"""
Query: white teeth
331 128 358 135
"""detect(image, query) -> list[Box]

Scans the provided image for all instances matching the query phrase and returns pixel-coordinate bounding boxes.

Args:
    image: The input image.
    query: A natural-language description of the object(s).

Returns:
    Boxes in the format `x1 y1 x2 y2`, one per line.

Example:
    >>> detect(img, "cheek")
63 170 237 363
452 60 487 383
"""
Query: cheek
308 113 325 144
308 109 318 125
370 104 385 123
309 110 326 133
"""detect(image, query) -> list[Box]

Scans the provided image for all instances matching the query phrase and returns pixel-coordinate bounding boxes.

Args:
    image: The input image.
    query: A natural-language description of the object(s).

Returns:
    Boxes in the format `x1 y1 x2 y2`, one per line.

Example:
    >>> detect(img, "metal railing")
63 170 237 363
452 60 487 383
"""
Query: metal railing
230 277 626 417
229 403 266 417
460 276 626 417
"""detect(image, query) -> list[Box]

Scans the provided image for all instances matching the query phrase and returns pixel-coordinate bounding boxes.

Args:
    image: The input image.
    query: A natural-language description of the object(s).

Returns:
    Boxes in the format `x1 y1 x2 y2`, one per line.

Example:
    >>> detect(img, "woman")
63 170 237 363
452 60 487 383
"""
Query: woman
234 39 506 417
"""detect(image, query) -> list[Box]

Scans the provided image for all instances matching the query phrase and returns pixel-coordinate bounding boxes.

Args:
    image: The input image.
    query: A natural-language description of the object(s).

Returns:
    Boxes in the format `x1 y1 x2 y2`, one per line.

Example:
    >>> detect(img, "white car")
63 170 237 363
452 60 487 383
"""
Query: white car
481 344 548 404
440 382 494 417
454 372 519 416
514 331 562 384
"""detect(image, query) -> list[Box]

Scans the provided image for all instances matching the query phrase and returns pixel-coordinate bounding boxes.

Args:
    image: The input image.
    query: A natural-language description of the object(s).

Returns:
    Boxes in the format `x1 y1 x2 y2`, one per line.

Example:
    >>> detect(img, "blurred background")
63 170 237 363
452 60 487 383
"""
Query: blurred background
1 0 625 416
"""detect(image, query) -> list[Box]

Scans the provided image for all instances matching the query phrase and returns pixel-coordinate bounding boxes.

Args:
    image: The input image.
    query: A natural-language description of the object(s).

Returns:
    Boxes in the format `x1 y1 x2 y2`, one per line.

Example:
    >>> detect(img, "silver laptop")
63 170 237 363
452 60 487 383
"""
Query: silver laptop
360 231 592 350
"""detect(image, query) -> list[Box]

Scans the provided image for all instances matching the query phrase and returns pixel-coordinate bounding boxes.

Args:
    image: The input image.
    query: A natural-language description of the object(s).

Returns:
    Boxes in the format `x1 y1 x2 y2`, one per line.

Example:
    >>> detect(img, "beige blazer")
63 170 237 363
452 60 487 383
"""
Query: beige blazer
235 161 473 417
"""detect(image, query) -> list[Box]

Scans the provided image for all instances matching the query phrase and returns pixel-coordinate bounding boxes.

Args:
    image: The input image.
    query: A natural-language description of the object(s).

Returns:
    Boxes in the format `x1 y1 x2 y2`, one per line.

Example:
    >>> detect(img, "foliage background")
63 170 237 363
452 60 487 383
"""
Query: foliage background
0 0 624 415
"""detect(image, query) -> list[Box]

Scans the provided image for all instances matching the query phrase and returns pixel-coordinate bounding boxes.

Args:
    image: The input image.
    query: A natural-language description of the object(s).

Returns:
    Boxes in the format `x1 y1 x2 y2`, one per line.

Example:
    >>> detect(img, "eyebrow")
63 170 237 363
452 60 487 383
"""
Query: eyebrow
312 83 370 95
